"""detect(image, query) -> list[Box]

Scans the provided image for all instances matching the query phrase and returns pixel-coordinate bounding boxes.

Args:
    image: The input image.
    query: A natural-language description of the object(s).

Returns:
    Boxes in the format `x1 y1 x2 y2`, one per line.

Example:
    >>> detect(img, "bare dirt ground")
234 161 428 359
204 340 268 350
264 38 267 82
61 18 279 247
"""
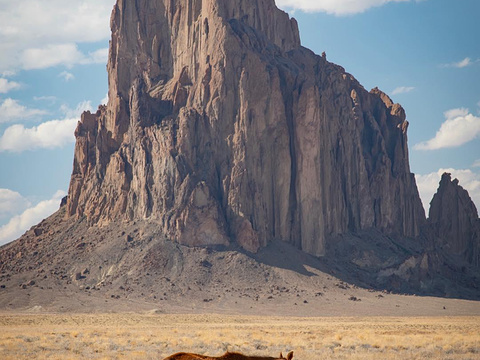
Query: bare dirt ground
1 280 480 317
0 314 478 360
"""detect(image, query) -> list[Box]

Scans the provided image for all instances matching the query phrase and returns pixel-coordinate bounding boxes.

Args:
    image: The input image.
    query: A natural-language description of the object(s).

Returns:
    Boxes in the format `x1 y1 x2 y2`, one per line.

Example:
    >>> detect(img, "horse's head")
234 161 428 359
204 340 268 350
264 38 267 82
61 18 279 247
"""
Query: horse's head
278 352 293 360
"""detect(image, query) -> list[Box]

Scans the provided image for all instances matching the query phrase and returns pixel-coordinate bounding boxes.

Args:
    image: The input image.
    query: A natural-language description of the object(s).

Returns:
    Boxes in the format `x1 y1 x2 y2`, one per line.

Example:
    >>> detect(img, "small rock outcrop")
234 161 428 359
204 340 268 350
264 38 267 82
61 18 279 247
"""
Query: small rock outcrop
428 173 480 267
66 0 425 256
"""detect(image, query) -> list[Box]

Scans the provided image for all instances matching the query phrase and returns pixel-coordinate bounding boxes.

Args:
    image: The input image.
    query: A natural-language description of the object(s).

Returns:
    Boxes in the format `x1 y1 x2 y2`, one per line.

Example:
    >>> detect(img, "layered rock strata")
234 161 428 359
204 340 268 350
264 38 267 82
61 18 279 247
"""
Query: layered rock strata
67 0 425 256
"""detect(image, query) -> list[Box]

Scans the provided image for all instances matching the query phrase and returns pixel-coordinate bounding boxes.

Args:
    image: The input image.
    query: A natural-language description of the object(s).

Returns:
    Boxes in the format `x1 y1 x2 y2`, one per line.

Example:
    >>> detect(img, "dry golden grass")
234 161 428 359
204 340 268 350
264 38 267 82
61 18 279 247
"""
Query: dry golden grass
0 314 478 359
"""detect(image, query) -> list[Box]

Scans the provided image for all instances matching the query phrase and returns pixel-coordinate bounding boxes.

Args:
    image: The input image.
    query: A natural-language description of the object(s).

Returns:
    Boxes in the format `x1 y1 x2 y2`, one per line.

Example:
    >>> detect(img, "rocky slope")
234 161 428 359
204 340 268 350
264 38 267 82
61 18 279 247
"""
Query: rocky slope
67 0 424 256
1 205 479 313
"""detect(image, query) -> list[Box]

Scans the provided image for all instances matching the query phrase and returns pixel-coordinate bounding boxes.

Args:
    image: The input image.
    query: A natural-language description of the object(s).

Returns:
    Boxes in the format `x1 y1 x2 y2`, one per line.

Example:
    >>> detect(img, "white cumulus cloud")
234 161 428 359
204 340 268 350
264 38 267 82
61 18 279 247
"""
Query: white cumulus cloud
0 100 92 152
60 100 93 119
276 0 415 15
0 98 47 123
21 43 84 70
20 44 109 71
83 48 109 65
0 78 21 93
0 0 115 72
0 189 31 222
0 190 66 246
414 108 480 150
101 93 109 106
416 169 480 216
392 86 415 95
0 119 78 152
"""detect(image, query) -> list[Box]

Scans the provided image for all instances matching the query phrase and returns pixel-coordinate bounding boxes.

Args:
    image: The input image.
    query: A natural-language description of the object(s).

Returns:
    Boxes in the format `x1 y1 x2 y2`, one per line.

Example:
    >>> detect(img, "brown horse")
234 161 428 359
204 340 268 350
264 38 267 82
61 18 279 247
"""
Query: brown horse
162 351 294 360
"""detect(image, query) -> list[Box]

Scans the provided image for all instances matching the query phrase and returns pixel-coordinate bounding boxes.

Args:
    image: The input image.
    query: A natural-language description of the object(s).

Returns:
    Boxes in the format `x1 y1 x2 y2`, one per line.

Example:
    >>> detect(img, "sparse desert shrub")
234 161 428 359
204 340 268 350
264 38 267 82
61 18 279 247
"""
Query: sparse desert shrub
0 314 479 360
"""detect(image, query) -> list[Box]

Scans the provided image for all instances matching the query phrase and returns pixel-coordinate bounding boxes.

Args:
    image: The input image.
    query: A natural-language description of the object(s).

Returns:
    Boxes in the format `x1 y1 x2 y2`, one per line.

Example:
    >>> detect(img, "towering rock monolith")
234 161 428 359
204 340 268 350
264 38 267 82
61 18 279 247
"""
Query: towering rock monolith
66 0 425 256
428 173 480 267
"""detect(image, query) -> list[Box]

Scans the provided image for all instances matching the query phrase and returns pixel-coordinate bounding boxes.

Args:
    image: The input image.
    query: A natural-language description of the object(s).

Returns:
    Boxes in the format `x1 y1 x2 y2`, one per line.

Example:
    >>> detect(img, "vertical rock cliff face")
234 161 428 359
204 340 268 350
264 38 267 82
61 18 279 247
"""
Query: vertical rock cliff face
67 0 425 256
428 173 480 267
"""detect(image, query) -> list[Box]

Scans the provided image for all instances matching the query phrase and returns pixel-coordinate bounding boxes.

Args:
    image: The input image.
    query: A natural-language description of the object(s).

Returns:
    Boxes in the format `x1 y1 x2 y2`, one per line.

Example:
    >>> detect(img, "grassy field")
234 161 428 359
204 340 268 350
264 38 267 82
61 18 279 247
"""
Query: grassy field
0 313 478 359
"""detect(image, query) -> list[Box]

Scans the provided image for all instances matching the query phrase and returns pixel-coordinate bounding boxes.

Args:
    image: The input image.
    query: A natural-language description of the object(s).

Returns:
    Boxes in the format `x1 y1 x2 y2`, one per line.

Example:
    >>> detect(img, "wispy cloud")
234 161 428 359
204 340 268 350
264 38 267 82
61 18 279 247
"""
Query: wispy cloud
1 71 16 78
441 57 479 69
33 96 57 104
0 100 92 152
473 159 480 168
392 86 415 95
455 57 472 68
0 78 21 94
0 190 66 246
59 71 75 82
416 169 480 215
414 108 480 150
276 0 417 16
0 98 47 123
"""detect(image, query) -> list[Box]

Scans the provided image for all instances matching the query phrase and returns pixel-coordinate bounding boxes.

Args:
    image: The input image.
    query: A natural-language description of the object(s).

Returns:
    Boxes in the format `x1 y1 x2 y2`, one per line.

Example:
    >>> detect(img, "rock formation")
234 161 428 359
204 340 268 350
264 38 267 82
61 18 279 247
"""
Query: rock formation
2 0 480 310
428 173 480 267
66 0 425 256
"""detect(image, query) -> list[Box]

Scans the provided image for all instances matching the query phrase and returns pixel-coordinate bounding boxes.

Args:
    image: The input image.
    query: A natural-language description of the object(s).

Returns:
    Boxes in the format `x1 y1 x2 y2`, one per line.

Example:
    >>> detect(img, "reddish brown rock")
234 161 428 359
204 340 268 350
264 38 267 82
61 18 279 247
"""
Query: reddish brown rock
66 0 425 255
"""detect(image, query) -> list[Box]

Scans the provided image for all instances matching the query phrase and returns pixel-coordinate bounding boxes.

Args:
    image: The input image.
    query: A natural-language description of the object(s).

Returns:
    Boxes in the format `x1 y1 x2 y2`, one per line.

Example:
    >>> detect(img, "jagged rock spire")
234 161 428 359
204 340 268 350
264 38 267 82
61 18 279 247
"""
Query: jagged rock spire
428 173 480 266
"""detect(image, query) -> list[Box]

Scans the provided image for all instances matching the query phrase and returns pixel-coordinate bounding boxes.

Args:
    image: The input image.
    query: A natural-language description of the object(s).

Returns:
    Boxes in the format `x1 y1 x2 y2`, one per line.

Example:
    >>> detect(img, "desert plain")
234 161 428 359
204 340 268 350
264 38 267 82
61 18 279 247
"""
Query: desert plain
0 312 479 360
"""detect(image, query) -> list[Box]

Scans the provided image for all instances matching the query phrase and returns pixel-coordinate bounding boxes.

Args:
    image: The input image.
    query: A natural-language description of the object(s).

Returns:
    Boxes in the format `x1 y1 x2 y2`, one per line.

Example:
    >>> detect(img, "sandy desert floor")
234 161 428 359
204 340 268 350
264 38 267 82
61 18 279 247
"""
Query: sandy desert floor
0 313 479 360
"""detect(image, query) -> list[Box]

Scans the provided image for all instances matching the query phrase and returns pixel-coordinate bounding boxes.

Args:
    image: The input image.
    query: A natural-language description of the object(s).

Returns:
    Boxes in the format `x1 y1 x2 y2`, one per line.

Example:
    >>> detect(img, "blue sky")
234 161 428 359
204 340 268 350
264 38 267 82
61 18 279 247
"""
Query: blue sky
0 0 479 245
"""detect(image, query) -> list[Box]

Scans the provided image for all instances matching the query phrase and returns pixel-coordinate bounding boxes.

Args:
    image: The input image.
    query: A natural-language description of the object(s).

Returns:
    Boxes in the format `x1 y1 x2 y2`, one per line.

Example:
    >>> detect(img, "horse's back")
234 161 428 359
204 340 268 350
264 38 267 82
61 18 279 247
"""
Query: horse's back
163 352 208 360
219 353 276 360
163 351 292 360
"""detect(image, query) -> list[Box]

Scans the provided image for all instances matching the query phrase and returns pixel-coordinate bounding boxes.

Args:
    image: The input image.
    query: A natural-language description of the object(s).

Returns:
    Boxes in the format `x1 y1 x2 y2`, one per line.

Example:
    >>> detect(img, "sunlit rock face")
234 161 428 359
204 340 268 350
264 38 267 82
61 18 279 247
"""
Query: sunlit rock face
67 0 425 256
